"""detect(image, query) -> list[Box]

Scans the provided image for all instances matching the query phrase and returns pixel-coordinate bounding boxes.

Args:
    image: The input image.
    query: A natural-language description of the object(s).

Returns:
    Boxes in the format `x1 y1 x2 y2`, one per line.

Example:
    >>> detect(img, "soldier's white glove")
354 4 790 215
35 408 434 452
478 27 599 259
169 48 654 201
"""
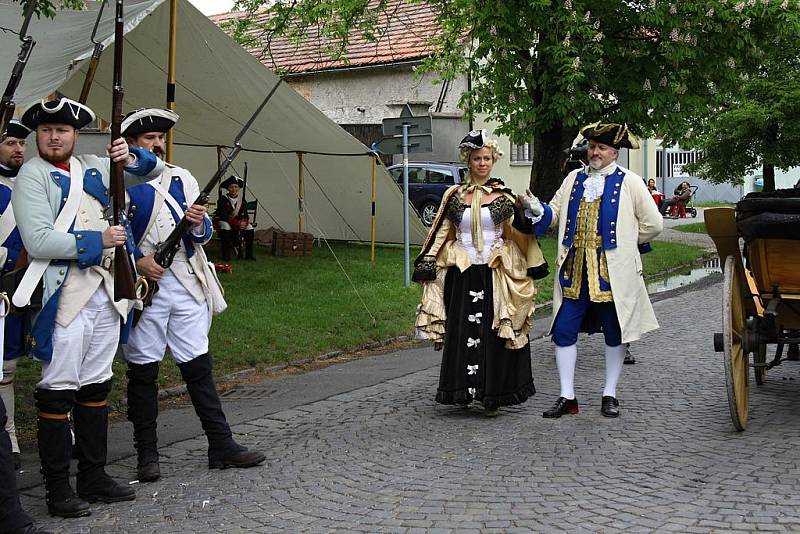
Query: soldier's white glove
518 189 544 217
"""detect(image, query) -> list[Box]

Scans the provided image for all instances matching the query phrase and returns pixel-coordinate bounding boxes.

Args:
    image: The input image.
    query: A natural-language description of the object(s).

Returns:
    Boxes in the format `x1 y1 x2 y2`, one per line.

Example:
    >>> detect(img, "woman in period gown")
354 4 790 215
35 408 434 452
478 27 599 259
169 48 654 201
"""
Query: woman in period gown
413 130 548 416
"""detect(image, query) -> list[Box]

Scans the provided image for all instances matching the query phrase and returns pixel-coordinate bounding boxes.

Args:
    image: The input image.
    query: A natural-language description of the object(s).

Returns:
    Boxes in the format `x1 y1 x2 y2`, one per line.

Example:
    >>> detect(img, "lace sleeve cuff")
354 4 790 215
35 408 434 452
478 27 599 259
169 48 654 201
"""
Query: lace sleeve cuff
412 255 437 282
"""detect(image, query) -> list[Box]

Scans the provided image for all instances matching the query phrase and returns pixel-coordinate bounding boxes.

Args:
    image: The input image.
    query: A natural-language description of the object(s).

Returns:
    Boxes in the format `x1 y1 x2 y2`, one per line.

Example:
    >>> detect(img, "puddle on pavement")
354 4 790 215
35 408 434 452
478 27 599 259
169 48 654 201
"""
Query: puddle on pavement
647 257 721 294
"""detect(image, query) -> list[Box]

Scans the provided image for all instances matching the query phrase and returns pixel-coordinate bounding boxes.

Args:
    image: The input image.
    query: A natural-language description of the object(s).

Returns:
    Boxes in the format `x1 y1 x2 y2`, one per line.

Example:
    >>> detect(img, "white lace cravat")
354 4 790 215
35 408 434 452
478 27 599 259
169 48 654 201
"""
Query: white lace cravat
583 162 617 202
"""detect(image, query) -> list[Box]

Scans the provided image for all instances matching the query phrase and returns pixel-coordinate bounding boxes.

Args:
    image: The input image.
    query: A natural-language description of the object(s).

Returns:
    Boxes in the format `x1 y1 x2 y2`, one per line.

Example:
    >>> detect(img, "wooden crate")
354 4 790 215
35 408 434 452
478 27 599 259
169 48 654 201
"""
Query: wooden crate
272 231 314 257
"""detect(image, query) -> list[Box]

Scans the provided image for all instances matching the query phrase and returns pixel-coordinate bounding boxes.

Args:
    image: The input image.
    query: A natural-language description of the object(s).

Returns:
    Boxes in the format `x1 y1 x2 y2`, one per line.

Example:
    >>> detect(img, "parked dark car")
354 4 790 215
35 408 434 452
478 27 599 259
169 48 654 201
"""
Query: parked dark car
387 162 468 226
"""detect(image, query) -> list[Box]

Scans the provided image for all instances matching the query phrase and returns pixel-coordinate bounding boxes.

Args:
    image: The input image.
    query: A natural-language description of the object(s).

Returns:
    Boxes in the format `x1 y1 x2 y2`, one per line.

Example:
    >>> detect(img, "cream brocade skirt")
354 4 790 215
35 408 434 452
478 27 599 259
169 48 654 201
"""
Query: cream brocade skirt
415 238 536 350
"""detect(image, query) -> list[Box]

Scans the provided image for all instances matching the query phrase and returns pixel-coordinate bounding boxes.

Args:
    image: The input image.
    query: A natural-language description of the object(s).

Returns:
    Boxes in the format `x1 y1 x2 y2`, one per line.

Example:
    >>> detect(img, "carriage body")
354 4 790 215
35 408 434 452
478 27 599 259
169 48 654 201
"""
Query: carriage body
706 192 800 431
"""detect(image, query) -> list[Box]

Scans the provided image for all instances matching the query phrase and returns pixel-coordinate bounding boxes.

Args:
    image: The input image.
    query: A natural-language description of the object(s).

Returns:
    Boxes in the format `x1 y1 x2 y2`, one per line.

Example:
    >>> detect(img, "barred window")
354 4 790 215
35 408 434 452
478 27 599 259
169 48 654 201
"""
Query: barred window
510 140 534 164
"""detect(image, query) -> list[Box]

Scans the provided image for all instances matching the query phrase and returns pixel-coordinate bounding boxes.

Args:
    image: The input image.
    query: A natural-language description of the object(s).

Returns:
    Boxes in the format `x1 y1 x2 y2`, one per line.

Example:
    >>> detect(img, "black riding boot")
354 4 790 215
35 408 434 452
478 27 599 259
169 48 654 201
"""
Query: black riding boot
73 381 135 504
244 229 256 260
126 362 161 482
178 353 265 469
0 397 35 532
35 388 90 518
219 229 234 261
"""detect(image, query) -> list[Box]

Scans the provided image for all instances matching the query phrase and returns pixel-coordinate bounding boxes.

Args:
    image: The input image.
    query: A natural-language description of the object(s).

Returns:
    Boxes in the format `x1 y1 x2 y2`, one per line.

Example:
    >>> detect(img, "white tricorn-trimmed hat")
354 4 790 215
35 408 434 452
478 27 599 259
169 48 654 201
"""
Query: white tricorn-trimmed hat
21 97 96 130
2 119 32 140
121 108 179 137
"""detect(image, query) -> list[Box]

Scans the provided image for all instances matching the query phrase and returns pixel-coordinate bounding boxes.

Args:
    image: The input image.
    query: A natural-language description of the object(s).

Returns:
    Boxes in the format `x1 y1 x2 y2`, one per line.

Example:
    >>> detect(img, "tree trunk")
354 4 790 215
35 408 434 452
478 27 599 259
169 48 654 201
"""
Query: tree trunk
529 124 580 201
762 162 775 192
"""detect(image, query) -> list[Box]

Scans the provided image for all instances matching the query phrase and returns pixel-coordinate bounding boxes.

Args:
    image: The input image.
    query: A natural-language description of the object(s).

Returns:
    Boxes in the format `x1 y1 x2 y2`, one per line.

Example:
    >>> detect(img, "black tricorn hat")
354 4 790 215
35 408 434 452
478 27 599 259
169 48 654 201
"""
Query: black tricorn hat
220 176 244 189
21 97 96 130
2 119 31 140
580 122 640 150
458 129 487 150
121 108 179 137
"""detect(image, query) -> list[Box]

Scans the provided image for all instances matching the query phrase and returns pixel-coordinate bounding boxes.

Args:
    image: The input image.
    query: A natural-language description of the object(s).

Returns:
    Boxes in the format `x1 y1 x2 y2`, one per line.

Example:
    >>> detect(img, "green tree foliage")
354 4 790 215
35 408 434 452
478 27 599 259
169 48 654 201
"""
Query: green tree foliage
683 41 800 192
9 0 86 19
228 0 800 199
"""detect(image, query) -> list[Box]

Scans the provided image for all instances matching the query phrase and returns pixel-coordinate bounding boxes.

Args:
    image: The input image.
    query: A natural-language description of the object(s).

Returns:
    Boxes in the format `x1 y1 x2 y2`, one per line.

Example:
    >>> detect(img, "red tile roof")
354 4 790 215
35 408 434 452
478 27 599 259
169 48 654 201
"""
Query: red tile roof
210 0 440 75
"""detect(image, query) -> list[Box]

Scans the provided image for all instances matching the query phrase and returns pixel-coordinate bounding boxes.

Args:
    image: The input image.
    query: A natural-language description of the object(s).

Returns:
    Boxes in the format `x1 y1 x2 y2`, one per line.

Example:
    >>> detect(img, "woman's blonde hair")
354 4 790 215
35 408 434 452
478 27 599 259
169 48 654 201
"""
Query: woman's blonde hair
459 138 504 164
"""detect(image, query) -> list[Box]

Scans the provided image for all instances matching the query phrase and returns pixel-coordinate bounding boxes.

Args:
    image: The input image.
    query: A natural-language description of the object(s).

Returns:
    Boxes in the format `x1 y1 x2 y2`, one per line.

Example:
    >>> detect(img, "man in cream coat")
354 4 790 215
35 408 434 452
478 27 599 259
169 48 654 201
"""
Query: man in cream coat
122 108 264 484
13 97 163 518
527 123 662 419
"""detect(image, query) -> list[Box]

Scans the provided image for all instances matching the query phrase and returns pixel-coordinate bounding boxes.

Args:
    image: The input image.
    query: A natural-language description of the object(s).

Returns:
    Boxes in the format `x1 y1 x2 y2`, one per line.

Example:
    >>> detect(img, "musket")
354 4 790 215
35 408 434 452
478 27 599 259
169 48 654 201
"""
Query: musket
150 79 281 270
0 0 36 137
110 0 136 301
78 0 108 104
243 162 258 227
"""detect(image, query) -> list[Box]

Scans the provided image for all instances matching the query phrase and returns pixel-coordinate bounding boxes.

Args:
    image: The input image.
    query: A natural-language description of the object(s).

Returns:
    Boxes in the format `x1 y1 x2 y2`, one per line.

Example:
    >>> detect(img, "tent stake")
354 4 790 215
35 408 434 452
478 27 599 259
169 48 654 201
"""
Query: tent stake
298 152 305 232
165 0 177 162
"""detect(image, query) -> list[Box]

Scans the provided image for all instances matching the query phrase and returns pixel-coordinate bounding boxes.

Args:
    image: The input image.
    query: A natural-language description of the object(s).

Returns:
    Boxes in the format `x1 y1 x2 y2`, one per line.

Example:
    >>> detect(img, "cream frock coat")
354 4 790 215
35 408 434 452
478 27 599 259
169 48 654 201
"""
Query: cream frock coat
545 165 663 344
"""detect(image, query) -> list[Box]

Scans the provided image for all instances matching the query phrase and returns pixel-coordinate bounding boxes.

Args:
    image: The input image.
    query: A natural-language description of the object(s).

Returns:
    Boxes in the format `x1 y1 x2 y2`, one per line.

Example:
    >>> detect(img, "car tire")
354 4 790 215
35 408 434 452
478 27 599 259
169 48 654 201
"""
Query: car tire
420 201 439 226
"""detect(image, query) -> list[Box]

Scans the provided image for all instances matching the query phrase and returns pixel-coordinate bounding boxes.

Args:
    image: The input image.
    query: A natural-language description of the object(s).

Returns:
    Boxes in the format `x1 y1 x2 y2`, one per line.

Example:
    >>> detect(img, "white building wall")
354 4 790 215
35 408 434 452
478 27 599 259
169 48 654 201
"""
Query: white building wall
286 64 466 124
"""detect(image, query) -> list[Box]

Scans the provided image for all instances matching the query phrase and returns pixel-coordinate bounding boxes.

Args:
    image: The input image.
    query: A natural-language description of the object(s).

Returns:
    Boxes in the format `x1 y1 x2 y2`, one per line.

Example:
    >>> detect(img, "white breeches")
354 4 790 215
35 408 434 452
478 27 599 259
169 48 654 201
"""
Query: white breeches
123 270 209 365
38 288 119 391
0 358 18 452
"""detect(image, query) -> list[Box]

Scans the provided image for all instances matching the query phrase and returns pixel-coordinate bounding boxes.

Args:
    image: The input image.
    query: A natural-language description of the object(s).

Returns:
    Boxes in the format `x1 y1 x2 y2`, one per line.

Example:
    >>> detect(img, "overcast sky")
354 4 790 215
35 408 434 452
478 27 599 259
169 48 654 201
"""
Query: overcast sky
188 0 235 15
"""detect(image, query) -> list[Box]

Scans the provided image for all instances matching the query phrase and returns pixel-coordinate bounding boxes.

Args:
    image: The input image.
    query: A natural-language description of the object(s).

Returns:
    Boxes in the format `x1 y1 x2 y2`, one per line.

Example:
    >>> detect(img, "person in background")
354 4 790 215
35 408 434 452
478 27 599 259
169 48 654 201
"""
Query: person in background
660 180 691 217
214 177 255 261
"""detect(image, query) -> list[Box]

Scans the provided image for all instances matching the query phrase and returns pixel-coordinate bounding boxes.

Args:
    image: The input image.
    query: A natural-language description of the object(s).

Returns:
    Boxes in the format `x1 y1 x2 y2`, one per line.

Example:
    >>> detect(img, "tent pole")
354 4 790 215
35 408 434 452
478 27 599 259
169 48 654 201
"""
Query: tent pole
370 154 376 263
298 152 305 232
165 0 178 163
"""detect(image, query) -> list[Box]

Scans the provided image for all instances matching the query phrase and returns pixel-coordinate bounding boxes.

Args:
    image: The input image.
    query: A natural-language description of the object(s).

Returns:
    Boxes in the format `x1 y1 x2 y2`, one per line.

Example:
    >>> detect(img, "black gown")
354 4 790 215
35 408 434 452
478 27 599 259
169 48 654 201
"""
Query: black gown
434 196 535 410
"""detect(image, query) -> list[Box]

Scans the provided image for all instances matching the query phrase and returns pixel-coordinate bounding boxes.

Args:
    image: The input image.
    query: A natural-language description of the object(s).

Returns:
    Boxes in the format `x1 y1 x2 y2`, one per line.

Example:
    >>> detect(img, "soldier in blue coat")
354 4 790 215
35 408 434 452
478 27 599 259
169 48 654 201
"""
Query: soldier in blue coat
522 123 662 419
14 97 164 518
0 120 31 471
122 108 264 483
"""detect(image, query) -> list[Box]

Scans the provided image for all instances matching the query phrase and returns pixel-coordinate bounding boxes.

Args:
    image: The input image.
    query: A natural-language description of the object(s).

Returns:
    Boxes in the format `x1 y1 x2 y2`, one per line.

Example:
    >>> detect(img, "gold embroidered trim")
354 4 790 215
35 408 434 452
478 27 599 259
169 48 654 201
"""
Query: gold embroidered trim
563 199 613 302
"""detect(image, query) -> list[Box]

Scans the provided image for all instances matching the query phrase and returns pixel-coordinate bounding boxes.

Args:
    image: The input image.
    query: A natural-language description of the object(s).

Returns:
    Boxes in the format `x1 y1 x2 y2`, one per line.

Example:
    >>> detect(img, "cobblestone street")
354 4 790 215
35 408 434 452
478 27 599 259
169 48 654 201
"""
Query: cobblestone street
20 278 800 532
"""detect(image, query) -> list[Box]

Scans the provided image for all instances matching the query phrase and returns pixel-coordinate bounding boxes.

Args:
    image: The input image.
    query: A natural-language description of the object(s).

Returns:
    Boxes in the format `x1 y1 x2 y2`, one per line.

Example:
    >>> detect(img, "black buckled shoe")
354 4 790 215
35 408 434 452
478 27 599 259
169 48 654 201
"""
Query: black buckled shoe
77 472 136 503
601 396 620 418
46 490 91 518
137 461 161 483
209 448 266 470
542 397 579 418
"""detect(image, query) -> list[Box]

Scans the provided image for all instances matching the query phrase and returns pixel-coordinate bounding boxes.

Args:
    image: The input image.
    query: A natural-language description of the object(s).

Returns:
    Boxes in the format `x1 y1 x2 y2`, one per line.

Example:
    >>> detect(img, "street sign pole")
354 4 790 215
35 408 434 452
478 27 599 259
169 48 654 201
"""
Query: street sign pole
402 123 410 287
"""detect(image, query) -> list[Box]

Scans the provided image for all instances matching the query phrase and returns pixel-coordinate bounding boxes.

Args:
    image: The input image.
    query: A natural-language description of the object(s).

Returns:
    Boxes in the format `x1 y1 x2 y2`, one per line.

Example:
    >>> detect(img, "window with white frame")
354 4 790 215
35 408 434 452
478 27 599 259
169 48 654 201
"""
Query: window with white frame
510 140 534 164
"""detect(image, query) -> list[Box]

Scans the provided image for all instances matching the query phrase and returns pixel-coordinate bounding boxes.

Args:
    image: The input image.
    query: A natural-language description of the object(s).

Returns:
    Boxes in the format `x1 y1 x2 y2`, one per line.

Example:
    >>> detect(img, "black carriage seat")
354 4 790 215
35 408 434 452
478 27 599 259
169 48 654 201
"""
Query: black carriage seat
736 188 800 242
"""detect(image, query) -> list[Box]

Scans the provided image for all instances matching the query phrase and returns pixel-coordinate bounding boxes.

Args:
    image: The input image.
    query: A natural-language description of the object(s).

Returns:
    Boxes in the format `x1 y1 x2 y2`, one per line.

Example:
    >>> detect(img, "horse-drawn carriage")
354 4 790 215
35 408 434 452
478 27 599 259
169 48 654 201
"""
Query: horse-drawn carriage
706 190 800 431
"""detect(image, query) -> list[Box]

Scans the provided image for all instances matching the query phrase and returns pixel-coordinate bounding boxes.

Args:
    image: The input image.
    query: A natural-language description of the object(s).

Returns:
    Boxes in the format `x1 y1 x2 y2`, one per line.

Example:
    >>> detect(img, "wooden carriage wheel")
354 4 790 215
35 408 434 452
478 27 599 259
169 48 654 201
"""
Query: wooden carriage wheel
722 255 749 431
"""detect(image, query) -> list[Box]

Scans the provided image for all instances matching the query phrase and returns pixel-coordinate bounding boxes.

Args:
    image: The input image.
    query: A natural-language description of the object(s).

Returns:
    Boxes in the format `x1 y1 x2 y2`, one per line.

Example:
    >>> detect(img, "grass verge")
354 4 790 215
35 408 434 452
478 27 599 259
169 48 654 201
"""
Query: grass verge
673 223 707 234
11 237 705 443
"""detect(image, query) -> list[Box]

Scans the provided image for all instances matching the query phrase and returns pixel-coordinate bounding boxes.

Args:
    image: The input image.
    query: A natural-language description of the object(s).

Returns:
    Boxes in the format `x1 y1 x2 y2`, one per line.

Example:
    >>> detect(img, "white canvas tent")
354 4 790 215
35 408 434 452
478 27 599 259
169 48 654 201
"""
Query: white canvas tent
0 0 427 244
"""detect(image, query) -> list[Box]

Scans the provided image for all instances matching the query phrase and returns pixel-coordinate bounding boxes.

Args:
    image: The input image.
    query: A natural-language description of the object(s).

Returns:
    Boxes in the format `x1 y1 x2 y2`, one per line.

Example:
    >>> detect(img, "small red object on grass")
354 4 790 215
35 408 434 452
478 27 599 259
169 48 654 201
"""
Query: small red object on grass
214 263 232 274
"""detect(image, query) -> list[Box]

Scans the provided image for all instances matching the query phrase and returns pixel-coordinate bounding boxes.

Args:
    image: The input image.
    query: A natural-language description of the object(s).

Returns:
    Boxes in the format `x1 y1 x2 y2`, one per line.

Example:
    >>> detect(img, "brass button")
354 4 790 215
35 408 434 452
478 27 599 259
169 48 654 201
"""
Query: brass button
79 247 86 253
59 269 65 275
610 230 616 235
611 222 616 227
76 234 83 240
611 238 616 243
611 199 616 203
